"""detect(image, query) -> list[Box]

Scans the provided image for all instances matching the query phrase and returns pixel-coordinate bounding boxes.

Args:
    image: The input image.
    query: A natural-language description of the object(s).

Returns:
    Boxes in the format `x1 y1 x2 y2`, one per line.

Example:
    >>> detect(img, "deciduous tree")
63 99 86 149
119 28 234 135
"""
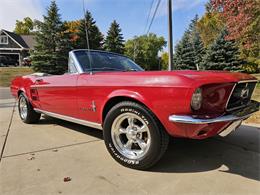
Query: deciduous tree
160 52 169 70
124 33 166 70
14 17 35 35
211 0 259 72
197 12 224 47
64 20 80 42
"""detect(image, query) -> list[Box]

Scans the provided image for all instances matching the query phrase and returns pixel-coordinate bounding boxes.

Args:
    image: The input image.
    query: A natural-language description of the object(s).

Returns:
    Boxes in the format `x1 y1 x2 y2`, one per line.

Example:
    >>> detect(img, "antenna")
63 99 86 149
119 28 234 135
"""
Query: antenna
82 0 93 74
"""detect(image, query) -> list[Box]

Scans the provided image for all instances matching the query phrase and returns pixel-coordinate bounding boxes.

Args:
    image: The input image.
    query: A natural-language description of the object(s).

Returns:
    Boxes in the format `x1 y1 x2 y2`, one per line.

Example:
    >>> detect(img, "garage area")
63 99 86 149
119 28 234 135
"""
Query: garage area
0 30 34 67
0 53 20 66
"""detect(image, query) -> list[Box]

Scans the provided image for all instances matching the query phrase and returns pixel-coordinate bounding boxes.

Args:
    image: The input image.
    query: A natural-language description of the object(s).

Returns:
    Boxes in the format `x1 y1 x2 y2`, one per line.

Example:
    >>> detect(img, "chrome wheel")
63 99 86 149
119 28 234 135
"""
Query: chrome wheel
111 113 151 159
19 96 28 120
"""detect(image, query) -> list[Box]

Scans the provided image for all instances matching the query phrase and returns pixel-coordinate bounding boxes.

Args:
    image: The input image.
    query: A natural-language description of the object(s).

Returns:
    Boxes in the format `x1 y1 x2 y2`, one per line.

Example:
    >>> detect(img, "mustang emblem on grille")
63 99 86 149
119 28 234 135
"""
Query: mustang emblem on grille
240 87 249 99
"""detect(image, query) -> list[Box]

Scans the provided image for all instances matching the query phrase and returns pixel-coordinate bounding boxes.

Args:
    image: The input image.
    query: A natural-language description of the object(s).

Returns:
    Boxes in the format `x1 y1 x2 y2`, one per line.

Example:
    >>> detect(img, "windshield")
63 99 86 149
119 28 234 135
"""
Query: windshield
74 50 143 72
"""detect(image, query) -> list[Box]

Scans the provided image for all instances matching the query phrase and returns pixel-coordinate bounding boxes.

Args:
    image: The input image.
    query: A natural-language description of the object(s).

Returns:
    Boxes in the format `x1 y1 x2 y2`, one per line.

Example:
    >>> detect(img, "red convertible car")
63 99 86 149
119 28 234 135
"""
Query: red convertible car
11 50 259 170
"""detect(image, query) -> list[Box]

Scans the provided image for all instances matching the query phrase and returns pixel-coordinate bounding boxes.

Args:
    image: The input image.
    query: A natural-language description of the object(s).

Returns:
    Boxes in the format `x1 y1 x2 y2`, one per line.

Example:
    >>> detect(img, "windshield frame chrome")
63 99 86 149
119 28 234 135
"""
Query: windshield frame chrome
69 51 84 74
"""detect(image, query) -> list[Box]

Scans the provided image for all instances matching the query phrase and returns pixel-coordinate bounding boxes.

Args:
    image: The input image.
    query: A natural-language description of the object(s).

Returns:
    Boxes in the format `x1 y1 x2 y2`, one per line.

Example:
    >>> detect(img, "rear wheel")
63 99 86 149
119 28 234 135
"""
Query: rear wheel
103 101 169 170
18 93 41 124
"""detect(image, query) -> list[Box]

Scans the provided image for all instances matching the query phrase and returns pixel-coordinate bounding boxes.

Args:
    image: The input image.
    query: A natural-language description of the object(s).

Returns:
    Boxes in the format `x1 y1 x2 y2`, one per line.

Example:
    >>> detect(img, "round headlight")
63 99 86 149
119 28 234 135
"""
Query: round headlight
191 88 203 111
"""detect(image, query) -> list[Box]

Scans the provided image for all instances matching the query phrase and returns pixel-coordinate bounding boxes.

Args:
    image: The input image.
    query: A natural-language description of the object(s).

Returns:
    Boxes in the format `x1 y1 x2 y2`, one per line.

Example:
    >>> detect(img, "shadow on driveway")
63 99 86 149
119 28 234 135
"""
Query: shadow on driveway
37 116 260 181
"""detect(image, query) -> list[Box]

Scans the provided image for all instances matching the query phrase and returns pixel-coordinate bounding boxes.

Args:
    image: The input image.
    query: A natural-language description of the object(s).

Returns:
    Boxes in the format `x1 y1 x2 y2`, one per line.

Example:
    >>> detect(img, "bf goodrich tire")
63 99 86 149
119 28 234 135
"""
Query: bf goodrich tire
103 101 169 170
18 93 41 124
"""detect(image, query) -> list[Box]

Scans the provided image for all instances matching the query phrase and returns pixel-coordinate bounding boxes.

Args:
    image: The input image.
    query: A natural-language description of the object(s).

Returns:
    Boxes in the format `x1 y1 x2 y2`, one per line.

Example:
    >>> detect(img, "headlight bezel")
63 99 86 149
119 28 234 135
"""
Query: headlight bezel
191 88 203 111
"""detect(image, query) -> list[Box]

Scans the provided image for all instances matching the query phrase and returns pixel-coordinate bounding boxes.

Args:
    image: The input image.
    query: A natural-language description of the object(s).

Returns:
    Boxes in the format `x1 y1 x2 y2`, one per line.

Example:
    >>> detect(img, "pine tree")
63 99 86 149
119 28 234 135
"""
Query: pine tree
188 14 199 35
104 20 125 54
31 1 71 74
173 15 205 70
192 31 205 70
75 11 104 49
173 31 196 70
202 29 243 71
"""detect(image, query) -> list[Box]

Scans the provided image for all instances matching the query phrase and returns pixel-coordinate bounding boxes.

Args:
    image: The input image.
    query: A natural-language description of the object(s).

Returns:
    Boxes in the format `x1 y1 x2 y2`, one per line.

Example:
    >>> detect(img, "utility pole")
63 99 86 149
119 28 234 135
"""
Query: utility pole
168 0 174 71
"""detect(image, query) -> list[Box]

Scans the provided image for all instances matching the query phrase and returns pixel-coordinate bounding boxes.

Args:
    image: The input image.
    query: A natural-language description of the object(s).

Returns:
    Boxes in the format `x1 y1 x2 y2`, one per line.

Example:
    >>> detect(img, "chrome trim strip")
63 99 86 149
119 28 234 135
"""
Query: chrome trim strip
237 80 258 83
69 51 84 74
169 114 252 124
225 83 237 110
34 108 103 130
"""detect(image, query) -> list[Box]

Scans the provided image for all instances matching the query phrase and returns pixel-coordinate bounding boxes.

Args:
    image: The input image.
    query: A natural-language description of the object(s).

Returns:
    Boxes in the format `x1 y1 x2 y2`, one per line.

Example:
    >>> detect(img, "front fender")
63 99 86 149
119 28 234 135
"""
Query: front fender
100 89 154 123
107 89 148 103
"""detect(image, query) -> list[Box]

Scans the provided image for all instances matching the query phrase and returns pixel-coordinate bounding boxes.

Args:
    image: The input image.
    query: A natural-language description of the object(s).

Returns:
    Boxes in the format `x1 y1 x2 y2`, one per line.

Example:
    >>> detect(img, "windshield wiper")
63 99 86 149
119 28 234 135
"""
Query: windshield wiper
86 67 125 72
85 67 139 72
126 68 138 71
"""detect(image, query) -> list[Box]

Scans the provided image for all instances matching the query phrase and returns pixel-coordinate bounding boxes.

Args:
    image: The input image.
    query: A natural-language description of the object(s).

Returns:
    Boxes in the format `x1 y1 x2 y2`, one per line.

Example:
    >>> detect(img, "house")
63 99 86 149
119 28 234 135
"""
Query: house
0 29 36 66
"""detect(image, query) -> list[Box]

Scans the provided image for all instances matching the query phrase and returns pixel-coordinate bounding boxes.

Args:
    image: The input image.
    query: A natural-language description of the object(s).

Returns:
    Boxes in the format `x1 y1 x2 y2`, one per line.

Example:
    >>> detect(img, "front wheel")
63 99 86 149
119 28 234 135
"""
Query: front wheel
18 93 41 124
103 101 169 170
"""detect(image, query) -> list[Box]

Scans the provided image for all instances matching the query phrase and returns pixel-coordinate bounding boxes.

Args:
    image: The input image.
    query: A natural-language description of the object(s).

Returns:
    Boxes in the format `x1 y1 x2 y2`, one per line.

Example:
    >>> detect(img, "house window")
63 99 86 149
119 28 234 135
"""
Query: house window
0 35 8 44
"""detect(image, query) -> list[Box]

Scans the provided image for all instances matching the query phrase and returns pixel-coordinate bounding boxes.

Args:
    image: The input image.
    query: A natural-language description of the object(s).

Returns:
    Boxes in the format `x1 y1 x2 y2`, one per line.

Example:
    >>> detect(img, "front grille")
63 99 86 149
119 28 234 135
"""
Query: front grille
226 81 257 111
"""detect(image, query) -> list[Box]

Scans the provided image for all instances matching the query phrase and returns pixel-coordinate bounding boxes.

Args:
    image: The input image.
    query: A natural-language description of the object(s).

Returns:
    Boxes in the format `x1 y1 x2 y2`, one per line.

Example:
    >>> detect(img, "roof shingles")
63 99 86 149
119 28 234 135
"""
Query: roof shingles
3 30 29 48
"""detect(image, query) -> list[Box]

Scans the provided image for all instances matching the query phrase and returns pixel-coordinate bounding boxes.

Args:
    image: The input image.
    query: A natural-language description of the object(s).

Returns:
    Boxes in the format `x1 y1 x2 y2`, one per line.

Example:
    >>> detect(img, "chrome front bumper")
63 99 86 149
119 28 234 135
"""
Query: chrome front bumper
169 101 259 125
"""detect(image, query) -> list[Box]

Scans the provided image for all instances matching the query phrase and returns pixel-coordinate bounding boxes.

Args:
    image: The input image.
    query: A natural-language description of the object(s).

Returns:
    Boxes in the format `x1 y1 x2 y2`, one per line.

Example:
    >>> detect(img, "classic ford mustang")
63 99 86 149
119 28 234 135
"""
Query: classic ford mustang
11 50 259 170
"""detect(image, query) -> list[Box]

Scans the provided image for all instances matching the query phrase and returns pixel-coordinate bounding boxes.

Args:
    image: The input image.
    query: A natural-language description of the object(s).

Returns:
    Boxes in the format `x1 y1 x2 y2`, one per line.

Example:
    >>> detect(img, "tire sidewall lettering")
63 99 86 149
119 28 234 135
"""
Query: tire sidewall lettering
120 107 149 125
108 143 140 165
103 102 164 169
107 106 152 165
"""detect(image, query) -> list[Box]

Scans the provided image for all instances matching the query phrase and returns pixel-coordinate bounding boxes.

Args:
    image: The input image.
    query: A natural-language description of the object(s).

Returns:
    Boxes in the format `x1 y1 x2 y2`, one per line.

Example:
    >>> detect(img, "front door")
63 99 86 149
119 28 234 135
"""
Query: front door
34 74 78 118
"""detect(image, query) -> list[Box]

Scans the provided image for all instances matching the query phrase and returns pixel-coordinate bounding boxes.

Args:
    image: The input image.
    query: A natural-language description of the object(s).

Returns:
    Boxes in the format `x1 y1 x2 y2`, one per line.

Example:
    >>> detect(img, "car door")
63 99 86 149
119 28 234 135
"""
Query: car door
76 73 105 124
34 74 78 118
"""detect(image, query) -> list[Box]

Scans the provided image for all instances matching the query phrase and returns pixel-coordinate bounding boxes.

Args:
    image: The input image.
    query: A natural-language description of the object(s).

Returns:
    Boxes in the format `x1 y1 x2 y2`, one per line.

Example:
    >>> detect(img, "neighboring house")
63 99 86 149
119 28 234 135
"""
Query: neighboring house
0 29 36 66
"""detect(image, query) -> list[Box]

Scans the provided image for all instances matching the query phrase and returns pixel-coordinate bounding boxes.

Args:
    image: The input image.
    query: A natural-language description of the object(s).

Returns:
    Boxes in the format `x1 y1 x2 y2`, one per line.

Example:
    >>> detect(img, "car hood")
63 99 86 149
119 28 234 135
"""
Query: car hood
90 70 257 88
171 70 257 82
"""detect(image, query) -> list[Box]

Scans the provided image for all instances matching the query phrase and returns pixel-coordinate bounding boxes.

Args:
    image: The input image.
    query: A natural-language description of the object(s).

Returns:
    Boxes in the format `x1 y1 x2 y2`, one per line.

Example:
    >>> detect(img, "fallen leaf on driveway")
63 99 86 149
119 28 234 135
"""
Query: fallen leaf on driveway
63 177 72 182
28 156 35 160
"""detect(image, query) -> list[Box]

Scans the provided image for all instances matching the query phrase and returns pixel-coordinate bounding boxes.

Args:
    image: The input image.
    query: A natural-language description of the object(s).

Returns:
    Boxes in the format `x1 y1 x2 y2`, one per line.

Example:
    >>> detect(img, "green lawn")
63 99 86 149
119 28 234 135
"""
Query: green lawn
0 67 34 87
252 74 260 89
242 74 259 124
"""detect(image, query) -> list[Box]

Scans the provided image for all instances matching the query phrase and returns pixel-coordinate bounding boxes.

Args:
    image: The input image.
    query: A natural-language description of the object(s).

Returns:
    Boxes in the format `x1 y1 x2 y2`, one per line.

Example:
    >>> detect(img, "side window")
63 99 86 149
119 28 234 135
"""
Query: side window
0 35 8 44
68 57 78 74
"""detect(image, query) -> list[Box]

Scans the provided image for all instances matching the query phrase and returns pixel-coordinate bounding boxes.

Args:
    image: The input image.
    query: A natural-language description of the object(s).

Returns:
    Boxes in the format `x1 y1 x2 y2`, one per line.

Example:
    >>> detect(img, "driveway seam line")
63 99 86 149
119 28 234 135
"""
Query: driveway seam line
0 101 16 163
2 139 102 159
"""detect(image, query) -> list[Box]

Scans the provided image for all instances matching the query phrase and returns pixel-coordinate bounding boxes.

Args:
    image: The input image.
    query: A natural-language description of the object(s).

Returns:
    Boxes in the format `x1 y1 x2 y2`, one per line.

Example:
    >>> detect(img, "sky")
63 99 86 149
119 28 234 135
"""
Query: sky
0 0 208 47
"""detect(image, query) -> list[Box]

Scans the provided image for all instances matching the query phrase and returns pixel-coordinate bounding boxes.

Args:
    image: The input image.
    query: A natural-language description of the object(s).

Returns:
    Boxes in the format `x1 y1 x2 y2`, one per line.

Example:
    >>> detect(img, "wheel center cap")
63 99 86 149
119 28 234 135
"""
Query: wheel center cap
127 129 137 140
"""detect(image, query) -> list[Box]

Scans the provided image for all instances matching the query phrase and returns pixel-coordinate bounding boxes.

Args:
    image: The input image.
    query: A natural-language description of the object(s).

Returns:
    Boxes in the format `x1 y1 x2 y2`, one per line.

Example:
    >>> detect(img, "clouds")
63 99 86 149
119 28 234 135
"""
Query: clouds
0 0 43 31
157 0 207 17
172 0 207 11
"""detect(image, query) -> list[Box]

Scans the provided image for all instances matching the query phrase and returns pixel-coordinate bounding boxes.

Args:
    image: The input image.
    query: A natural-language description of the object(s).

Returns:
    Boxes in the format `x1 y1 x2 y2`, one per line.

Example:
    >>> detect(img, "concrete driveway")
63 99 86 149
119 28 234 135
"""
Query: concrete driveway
0 87 259 195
